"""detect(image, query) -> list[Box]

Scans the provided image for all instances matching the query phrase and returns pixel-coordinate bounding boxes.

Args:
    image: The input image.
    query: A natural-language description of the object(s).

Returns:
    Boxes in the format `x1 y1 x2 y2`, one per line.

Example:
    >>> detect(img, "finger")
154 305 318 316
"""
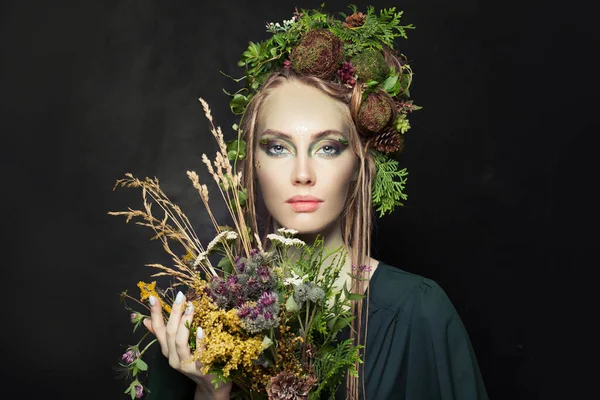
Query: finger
174 302 194 369
196 325 205 352
166 291 186 365
195 326 206 372
148 295 168 356
142 318 155 335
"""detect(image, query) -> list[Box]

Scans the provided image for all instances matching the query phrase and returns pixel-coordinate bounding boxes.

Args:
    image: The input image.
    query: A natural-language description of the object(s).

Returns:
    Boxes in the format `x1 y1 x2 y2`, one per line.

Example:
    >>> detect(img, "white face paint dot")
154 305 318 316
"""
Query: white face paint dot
295 125 308 137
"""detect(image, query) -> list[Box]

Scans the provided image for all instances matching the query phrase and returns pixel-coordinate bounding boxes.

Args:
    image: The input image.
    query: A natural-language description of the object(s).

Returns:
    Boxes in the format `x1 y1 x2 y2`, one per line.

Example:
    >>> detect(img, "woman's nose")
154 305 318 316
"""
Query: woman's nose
291 154 315 186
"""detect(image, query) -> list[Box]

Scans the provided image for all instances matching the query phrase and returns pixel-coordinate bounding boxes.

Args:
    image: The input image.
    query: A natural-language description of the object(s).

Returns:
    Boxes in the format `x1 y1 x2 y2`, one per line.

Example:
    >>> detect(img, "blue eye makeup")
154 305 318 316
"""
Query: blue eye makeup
314 141 344 157
257 136 349 158
258 139 291 157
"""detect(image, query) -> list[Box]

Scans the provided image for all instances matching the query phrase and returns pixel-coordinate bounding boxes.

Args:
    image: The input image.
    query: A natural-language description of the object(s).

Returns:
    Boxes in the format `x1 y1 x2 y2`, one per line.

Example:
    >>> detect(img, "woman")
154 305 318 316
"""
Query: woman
143 7 488 400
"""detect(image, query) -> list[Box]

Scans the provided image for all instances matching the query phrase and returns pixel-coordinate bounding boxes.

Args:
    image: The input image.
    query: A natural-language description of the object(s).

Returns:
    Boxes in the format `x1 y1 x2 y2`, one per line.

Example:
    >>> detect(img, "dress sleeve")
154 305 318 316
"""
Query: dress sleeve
144 347 196 400
420 280 489 400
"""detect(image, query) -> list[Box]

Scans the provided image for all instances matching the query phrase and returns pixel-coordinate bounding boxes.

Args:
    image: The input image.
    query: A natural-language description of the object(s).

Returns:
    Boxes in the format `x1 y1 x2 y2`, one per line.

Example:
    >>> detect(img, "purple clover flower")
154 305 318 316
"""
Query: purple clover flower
246 277 261 296
258 291 277 307
227 275 238 285
215 279 228 296
249 308 260 320
257 265 271 282
235 260 246 273
352 264 373 273
122 348 139 364
135 384 144 398
237 304 252 318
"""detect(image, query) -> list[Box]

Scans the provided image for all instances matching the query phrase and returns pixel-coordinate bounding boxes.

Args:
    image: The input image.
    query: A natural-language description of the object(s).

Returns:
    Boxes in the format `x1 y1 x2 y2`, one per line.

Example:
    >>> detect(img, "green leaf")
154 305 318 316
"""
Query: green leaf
261 335 273 350
381 73 399 92
372 151 409 217
237 188 247 207
135 358 148 371
346 293 365 301
285 294 300 312
217 256 233 274
326 315 337 331
342 281 350 298
133 319 142 333
332 316 355 332
226 139 246 161
126 383 137 400
229 94 248 115
273 34 285 47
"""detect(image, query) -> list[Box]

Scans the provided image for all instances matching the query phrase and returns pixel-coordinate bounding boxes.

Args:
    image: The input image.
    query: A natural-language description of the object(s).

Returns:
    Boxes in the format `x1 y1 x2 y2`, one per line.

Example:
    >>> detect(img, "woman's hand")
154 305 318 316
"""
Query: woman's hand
143 291 232 399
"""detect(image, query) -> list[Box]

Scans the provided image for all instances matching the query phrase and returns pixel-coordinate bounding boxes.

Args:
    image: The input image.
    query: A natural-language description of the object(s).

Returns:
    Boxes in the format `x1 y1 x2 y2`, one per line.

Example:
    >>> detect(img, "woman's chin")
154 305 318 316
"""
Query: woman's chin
274 215 336 237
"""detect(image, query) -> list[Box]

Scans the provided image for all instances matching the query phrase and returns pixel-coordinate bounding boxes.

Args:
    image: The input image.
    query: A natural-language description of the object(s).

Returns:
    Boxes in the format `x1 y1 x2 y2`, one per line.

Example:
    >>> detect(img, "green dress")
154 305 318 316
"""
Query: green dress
145 262 489 399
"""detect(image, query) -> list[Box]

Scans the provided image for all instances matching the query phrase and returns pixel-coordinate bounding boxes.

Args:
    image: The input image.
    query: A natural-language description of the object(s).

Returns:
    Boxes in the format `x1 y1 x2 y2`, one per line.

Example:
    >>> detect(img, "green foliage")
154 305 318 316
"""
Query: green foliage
310 339 362 399
372 151 408 217
226 139 246 161
227 5 417 128
331 6 414 57
208 368 230 390
217 255 234 274
395 114 411 134
271 235 361 396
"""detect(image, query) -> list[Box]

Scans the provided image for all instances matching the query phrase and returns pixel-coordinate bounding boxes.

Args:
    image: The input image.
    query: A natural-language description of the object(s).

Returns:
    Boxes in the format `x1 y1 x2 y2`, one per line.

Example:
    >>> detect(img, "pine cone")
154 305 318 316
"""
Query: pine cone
369 129 405 153
344 12 367 28
267 371 316 400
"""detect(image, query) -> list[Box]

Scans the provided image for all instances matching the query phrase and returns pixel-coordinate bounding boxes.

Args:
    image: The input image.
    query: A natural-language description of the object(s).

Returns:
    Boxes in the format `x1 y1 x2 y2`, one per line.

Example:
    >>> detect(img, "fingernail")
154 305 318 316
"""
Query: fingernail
175 291 184 304
149 295 156 306
197 327 204 339
185 304 193 315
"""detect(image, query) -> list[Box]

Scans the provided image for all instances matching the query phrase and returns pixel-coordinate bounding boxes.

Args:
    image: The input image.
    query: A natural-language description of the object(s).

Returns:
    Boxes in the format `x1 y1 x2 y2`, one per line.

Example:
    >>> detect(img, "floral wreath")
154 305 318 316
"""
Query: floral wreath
223 5 422 217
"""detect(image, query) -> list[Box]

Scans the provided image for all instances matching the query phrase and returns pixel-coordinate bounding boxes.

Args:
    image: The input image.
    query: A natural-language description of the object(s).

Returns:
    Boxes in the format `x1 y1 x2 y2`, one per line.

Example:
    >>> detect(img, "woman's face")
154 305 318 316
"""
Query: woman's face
255 81 358 234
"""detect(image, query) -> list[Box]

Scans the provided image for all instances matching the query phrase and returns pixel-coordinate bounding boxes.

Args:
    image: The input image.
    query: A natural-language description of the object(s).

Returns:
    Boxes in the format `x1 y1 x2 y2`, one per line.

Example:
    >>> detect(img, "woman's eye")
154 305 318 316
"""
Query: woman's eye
316 144 341 157
267 144 289 156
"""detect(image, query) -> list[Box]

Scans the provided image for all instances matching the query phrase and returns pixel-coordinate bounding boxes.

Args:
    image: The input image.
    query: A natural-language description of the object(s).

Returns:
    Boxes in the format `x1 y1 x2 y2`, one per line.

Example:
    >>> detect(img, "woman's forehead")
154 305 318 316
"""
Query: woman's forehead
258 82 349 136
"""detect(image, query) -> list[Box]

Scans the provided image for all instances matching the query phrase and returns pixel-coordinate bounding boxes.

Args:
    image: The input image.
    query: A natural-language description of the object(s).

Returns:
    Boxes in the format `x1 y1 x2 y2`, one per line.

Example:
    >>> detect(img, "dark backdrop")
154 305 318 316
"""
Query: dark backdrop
2 0 595 399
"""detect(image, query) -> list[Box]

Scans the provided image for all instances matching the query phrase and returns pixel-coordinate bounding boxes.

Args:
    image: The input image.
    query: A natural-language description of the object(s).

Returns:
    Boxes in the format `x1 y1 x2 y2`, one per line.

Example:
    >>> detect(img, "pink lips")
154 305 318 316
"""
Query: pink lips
286 195 323 212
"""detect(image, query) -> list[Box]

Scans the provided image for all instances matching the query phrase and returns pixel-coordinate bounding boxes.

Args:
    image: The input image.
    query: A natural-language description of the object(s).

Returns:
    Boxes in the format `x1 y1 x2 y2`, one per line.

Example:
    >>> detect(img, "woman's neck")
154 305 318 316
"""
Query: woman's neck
296 221 345 252
273 220 355 288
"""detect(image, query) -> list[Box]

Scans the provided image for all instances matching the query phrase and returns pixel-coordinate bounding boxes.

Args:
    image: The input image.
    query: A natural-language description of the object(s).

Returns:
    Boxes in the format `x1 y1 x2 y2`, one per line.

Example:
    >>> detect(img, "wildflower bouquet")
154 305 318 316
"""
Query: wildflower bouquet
111 99 364 399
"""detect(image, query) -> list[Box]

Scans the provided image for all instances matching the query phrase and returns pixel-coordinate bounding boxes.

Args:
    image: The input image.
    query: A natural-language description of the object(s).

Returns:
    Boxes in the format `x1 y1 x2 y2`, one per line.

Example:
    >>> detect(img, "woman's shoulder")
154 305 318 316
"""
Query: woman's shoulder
370 261 458 323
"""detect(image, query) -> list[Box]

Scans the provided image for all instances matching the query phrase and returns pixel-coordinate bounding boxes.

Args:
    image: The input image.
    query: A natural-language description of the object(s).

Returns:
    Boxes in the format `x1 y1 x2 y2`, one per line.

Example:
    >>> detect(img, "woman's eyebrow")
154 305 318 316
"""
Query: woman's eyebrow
260 129 346 140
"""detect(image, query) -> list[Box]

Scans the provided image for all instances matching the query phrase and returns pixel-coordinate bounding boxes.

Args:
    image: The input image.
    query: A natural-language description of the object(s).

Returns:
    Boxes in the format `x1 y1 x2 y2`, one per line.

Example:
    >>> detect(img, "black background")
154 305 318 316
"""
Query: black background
2 0 595 399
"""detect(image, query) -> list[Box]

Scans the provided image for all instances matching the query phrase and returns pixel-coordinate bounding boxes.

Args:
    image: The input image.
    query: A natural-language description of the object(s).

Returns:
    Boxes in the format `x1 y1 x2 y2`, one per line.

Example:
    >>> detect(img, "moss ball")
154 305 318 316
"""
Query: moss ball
358 92 394 133
350 48 388 83
290 28 344 79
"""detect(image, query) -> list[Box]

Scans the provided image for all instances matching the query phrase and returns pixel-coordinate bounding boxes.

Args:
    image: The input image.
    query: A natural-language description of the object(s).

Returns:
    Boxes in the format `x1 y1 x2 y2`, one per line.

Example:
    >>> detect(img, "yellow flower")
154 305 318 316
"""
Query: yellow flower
137 281 172 314
182 252 195 262
137 281 157 301
189 284 263 378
